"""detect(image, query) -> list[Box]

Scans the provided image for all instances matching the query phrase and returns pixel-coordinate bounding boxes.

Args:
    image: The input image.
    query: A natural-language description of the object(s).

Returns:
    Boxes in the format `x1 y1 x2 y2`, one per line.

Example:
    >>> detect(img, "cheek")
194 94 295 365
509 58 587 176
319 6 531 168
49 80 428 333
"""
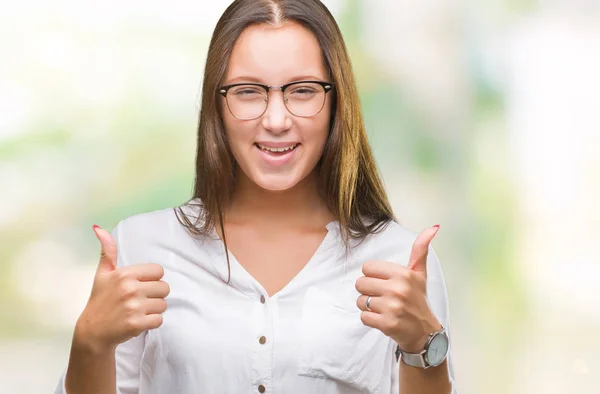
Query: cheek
311 125 329 152
221 102 235 137
221 101 241 138
318 99 333 140
226 129 252 164
223 117 252 152
307 113 331 149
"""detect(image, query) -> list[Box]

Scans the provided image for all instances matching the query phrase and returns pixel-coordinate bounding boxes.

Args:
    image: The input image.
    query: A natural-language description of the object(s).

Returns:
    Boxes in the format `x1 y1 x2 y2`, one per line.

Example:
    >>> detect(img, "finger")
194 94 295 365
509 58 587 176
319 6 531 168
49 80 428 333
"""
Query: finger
356 294 383 313
408 225 440 275
362 260 405 280
141 314 164 330
143 298 168 315
140 280 170 298
359 311 387 332
355 276 388 297
93 225 118 274
121 263 165 282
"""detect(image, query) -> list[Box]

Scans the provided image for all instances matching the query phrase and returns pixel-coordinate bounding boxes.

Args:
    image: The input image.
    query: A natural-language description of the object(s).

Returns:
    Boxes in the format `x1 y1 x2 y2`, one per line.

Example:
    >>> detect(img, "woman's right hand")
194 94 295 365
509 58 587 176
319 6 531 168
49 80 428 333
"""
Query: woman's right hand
73 225 170 354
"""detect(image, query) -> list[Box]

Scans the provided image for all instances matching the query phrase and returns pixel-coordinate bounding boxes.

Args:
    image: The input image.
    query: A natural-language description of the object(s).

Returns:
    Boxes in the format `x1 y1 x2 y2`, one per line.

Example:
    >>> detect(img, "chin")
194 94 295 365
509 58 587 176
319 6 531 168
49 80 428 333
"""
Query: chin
248 168 306 192
252 173 302 192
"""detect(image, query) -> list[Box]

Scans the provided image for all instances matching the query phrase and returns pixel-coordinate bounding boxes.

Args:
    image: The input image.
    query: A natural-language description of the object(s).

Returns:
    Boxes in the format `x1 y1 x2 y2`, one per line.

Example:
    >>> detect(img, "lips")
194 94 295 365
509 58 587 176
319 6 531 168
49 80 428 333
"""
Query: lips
255 143 300 154
254 142 300 165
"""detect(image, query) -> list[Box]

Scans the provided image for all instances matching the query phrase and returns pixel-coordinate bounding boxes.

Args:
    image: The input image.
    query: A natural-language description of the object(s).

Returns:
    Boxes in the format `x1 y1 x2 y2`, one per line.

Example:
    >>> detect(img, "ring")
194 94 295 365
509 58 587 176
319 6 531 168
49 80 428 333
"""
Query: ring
365 296 372 311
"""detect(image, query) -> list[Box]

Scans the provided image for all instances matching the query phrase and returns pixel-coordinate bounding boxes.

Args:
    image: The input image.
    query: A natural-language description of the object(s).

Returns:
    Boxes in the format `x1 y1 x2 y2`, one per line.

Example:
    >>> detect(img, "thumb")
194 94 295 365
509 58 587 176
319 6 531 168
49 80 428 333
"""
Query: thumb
408 224 440 275
93 224 118 273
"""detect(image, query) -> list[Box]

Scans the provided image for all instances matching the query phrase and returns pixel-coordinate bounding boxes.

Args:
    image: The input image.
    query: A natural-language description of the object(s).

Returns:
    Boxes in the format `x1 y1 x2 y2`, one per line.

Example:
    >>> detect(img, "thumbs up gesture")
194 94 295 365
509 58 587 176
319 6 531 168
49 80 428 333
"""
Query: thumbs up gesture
73 225 170 353
355 225 442 353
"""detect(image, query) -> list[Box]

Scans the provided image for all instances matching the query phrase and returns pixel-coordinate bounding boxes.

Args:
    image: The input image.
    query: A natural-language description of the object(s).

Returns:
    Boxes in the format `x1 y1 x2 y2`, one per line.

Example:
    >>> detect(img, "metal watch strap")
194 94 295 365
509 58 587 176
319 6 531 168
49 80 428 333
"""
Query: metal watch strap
395 345 428 367
395 327 446 368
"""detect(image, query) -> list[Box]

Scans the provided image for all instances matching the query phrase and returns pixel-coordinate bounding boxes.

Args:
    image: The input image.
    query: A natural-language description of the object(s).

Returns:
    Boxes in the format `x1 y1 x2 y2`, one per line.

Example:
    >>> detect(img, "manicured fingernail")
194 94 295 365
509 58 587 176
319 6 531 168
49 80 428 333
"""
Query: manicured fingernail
92 224 100 233
432 224 440 234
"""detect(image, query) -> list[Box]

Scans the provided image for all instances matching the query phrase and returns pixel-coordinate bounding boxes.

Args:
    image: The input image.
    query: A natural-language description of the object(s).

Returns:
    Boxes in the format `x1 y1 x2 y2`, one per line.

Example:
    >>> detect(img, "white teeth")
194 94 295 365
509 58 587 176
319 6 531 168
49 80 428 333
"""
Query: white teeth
257 143 298 153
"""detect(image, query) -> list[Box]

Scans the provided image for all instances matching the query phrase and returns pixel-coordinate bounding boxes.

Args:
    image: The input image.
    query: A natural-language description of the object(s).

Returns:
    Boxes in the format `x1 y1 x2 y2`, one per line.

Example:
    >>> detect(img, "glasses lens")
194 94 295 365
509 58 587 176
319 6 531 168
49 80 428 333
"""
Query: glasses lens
226 85 268 119
285 82 327 117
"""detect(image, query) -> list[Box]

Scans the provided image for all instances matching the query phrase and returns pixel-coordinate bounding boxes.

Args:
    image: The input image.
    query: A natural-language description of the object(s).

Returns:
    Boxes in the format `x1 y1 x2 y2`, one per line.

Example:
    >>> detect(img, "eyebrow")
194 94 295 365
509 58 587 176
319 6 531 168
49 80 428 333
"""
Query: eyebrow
224 75 327 85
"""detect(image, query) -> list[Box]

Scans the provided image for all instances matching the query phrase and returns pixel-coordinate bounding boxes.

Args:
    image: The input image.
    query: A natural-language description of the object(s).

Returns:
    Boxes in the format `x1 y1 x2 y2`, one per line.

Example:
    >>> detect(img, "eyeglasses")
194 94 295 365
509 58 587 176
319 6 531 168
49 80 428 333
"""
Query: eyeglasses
218 80 334 120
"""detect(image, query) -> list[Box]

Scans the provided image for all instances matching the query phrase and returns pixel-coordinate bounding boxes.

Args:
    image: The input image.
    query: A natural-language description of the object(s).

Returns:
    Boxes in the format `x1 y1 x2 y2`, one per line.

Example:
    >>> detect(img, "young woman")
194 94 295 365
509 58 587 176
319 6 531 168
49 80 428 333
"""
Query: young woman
57 1 457 393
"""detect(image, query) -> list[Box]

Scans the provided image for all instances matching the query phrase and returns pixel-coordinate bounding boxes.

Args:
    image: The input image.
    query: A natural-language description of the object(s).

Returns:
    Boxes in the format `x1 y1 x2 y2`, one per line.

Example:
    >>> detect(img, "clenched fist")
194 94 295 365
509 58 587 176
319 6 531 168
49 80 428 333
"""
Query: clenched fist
73 225 170 353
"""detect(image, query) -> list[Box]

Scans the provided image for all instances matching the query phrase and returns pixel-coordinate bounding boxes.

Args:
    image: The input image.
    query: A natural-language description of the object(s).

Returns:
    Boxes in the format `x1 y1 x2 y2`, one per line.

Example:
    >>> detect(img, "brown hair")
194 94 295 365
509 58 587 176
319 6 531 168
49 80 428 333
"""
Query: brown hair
175 0 395 280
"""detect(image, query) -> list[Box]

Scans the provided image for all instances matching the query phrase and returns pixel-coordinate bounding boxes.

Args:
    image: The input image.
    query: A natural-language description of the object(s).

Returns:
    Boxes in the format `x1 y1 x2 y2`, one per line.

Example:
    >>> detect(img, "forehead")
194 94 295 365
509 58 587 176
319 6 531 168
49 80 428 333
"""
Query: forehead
225 21 328 83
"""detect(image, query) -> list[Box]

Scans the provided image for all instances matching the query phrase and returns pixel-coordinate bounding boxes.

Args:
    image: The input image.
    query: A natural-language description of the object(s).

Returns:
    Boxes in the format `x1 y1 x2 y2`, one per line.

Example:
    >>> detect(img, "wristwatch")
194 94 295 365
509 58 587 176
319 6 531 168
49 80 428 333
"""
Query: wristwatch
395 327 449 369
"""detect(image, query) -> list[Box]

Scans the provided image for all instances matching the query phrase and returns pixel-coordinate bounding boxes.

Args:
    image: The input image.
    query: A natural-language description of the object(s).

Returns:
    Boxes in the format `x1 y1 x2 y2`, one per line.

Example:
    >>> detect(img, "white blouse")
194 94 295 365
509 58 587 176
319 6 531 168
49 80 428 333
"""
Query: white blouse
56 202 458 394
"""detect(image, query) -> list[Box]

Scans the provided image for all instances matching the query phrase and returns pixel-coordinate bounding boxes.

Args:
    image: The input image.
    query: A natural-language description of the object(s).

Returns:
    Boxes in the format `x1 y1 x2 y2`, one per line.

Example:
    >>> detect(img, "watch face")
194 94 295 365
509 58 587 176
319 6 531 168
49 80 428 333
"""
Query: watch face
425 332 449 367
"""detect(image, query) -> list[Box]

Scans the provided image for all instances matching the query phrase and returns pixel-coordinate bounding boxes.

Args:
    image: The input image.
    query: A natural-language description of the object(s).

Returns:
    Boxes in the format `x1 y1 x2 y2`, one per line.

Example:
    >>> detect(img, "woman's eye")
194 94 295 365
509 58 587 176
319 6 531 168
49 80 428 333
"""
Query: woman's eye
290 87 317 96
234 89 261 96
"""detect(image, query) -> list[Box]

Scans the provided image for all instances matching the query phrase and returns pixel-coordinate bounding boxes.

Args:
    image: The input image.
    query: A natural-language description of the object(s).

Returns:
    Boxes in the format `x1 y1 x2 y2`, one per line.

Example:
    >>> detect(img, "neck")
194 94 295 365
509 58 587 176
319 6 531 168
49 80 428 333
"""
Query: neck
226 170 334 230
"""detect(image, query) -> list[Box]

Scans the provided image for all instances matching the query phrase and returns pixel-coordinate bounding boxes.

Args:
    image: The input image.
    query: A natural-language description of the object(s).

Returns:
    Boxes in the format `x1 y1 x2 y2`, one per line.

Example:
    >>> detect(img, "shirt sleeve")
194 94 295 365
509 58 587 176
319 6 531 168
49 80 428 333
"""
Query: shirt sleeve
389 246 459 393
54 221 146 394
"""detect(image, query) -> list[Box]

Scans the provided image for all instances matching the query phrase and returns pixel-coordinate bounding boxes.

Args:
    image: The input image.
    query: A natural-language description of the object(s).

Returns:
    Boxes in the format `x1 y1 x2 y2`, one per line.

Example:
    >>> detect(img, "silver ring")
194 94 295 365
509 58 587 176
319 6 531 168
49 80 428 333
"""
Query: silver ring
365 296 372 311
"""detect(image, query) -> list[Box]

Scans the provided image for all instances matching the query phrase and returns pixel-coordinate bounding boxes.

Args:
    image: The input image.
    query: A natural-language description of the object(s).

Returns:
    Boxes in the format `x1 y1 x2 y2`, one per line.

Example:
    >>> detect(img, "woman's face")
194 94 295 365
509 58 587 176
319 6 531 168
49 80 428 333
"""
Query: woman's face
220 21 332 192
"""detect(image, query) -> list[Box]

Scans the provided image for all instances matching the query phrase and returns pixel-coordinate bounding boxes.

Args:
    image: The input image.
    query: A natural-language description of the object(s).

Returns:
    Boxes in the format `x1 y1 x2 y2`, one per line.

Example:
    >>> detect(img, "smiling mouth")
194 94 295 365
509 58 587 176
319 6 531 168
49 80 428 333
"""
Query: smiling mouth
255 143 300 155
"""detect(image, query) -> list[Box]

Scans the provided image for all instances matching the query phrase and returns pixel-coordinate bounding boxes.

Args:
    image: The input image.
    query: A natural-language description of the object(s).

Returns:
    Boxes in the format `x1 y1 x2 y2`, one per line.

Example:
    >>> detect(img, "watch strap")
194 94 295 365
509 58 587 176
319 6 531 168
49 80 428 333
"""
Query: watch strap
395 327 447 368
395 344 428 368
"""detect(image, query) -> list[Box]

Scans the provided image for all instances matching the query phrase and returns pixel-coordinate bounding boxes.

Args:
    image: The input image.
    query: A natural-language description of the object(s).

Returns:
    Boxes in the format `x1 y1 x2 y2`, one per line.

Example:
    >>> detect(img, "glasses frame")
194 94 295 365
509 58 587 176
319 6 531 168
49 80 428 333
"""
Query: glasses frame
218 80 334 120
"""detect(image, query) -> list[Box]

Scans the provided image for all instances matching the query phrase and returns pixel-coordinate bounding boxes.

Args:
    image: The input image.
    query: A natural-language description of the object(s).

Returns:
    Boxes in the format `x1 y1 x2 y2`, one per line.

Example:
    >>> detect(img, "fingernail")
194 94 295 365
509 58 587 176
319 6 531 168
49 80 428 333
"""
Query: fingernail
92 224 100 233
432 224 440 234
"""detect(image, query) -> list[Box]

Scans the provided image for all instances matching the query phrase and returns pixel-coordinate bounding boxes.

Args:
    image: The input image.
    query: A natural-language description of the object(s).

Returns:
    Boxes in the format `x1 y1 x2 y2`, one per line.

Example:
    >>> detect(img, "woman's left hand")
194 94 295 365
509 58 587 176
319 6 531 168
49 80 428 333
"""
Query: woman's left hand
355 225 442 353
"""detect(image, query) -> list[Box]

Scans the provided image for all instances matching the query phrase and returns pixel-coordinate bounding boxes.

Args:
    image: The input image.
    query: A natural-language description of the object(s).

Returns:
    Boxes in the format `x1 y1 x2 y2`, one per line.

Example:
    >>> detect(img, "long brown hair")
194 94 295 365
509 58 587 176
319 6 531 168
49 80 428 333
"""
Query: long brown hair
175 0 395 280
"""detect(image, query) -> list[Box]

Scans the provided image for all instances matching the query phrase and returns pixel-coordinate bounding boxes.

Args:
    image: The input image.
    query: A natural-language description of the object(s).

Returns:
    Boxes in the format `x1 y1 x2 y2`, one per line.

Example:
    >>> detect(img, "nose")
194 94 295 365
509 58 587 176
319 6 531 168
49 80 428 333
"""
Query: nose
261 89 292 134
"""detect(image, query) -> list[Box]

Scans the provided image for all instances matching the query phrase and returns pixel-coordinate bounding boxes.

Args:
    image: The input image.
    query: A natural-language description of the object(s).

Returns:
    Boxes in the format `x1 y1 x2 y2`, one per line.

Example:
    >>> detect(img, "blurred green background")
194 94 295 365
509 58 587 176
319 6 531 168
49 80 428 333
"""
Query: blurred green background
1 1 599 393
